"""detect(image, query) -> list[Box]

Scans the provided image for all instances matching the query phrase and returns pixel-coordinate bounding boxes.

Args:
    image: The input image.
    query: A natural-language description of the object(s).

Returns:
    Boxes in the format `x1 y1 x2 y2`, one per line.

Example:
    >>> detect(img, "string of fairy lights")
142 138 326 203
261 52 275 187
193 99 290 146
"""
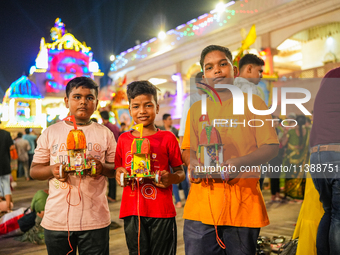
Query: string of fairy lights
110 0 261 72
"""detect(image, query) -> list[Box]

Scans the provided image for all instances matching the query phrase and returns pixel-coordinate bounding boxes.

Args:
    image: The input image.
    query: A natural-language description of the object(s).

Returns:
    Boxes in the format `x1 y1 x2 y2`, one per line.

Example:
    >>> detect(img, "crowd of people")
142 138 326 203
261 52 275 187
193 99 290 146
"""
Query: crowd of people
265 113 312 203
0 127 39 213
0 44 338 255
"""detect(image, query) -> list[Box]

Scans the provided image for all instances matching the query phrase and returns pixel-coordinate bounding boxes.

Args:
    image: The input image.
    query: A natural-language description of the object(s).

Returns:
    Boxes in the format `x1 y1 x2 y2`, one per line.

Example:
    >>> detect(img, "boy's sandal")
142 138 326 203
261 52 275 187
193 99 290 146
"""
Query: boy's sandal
256 236 271 255
274 197 283 202
270 236 285 251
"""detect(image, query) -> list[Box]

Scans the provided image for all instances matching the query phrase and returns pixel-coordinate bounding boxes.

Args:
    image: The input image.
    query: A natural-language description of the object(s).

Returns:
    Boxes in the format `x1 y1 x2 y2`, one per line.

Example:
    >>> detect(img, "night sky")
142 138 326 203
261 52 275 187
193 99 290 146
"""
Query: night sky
0 0 217 98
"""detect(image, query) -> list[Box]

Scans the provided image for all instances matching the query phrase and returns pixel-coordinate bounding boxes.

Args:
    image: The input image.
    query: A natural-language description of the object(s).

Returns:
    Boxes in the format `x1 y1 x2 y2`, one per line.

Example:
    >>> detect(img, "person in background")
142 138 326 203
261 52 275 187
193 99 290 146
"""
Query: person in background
286 112 297 130
100 110 119 203
281 115 310 201
178 72 205 146
159 114 179 137
159 113 189 208
235 54 267 189
0 121 14 212
9 137 19 183
23 128 38 177
309 67 340 254
119 122 127 135
100 111 120 141
268 116 285 202
305 117 312 128
15 132 31 181
15 189 49 245
234 53 265 101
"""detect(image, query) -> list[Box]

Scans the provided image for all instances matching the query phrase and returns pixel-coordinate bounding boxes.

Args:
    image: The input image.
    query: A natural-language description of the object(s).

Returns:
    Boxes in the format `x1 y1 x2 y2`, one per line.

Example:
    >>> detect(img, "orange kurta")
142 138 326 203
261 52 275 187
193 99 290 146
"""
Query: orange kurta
182 94 278 227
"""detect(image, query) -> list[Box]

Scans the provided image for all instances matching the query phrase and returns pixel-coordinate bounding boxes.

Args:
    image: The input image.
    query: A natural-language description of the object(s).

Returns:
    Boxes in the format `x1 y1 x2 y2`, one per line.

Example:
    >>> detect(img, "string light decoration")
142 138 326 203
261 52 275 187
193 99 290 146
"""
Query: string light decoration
110 0 281 72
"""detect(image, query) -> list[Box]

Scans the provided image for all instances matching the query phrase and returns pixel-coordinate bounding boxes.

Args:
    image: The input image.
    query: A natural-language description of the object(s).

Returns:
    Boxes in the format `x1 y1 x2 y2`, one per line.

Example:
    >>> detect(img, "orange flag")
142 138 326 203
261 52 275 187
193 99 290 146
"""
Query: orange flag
63 115 77 130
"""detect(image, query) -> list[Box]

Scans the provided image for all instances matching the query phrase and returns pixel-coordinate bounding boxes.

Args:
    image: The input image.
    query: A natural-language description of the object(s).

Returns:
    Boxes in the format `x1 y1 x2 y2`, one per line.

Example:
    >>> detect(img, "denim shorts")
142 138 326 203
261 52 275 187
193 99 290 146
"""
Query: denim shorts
0 174 11 197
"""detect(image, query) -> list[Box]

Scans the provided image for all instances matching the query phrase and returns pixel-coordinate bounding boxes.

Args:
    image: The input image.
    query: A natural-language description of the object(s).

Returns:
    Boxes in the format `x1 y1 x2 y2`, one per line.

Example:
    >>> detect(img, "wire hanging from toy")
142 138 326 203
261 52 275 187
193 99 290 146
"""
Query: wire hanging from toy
66 175 82 255
206 176 226 249
137 180 141 255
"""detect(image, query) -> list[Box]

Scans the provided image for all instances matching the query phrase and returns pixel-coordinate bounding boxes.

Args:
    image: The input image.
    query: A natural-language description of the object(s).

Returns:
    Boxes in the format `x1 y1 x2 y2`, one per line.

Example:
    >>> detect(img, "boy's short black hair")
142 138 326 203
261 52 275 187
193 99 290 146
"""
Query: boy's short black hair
25 128 30 134
200 45 233 70
239 54 265 71
126 80 159 104
17 132 23 138
100 111 110 120
66 76 99 98
163 113 171 120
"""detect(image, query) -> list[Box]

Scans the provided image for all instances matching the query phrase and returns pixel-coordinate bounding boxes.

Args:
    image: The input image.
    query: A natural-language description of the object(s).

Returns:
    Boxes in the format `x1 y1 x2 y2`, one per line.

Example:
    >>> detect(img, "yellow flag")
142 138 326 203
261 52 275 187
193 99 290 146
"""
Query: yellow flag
234 24 257 66
132 124 143 138
241 24 257 51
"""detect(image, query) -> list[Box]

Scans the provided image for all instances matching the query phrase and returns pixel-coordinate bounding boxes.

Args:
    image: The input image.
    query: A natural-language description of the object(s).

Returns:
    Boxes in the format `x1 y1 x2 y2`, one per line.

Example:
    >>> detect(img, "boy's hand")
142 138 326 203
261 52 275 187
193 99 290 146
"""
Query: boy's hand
116 167 128 186
188 159 202 184
52 163 68 182
153 170 177 188
87 156 103 179
222 157 242 180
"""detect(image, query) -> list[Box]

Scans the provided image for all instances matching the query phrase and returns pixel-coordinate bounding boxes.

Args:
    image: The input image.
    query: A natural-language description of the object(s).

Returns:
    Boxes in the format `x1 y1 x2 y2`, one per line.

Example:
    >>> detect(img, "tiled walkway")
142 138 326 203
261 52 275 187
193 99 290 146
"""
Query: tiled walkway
0 178 301 254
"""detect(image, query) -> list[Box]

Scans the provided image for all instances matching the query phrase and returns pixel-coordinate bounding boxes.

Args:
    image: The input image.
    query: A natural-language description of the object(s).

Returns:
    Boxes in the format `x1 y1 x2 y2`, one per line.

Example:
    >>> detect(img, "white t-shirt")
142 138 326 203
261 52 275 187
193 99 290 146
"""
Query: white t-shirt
234 77 265 101
179 92 202 137
33 121 116 231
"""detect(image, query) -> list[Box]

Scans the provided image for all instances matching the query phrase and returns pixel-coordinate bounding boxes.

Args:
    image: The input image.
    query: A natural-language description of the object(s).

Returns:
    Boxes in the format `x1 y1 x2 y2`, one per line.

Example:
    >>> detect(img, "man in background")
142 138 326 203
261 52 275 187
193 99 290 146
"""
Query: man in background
309 67 340 254
179 72 205 146
159 113 189 207
23 128 37 173
119 122 127 135
100 110 119 202
15 132 31 181
0 121 14 212
100 111 120 141
159 114 179 137
234 53 265 100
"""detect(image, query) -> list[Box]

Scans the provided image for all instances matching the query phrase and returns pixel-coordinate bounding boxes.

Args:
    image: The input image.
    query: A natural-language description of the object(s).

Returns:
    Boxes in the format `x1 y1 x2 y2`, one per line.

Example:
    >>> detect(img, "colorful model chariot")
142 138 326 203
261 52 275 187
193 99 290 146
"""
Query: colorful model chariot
59 117 96 178
188 125 229 182
120 124 161 189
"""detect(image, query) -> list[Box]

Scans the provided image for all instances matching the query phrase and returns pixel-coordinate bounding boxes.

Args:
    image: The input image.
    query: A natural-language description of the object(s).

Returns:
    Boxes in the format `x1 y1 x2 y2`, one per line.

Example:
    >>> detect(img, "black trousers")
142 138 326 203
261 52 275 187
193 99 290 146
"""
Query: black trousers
44 226 110 255
28 153 34 179
124 216 177 255
269 157 282 195
183 219 260 255
108 177 116 200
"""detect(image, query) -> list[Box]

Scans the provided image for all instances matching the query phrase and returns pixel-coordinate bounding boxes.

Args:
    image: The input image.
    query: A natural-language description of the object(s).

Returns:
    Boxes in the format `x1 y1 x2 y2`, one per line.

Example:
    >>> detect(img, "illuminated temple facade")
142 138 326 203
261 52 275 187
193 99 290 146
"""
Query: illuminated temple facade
1 18 103 133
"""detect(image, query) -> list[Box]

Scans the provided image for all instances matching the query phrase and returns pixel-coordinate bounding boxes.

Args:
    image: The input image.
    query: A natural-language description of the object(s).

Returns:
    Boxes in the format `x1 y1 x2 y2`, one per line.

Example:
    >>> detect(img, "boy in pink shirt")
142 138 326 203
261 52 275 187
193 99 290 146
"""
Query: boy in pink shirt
115 80 185 255
31 77 116 255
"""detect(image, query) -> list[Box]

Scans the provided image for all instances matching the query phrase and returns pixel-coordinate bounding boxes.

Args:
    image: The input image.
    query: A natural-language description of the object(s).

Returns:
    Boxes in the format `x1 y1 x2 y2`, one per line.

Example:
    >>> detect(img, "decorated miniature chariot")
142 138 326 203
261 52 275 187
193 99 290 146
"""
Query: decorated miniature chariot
59 116 96 178
120 124 161 189
188 125 229 182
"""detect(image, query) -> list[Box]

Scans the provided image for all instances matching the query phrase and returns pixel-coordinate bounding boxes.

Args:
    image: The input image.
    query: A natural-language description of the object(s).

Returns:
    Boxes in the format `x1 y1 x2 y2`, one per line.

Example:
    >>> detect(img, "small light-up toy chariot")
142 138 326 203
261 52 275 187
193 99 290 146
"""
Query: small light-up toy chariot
188 125 229 182
120 124 161 189
59 127 96 178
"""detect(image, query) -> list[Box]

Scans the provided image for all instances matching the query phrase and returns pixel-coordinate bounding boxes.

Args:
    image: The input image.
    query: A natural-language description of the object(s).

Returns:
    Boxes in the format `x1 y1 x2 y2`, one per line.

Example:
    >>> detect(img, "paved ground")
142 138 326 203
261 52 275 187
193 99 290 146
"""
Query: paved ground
0 178 301 254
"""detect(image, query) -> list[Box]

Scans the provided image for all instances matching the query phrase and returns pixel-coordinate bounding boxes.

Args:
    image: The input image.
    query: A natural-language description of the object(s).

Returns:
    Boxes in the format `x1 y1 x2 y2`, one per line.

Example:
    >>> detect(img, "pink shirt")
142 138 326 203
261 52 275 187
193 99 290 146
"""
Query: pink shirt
33 121 116 231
